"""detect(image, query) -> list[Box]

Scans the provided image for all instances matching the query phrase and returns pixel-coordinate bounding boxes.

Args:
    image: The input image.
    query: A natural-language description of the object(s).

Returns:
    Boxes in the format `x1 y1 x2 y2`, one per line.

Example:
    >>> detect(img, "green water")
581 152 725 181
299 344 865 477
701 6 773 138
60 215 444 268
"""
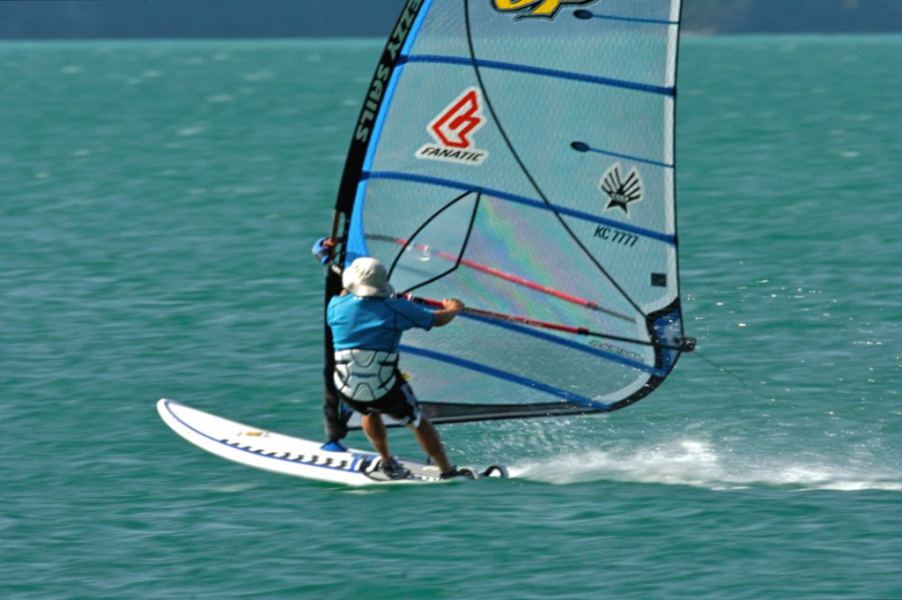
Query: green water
2 36 901 599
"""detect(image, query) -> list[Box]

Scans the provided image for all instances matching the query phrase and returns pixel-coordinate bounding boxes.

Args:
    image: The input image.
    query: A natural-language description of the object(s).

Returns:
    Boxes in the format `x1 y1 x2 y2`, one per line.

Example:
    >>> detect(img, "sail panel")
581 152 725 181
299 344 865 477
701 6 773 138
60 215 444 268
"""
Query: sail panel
333 0 688 425
409 1 679 90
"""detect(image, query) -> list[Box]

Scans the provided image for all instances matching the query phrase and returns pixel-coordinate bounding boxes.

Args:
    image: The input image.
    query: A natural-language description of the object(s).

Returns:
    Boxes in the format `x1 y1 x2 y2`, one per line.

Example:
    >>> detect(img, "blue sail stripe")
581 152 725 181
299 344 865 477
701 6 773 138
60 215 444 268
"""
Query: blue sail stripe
461 312 664 376
363 170 677 245
399 345 610 410
400 54 674 97
582 12 680 26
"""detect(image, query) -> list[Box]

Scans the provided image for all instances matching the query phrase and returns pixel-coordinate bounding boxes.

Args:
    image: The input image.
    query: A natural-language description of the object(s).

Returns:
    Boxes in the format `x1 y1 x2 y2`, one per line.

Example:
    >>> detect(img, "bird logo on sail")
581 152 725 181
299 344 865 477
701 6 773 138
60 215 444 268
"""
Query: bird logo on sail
416 87 489 166
600 163 643 215
493 0 599 20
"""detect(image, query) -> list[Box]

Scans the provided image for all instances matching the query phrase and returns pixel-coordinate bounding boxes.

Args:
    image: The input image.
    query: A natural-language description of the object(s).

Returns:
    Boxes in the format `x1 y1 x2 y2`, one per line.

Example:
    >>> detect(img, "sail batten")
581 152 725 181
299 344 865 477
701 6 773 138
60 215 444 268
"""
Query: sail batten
572 143 675 170
329 0 690 425
574 8 680 26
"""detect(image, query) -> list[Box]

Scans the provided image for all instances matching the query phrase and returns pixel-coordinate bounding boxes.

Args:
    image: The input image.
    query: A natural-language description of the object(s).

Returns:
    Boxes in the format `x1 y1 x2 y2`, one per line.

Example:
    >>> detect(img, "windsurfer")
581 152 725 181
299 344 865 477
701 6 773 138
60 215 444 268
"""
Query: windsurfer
314 245 470 480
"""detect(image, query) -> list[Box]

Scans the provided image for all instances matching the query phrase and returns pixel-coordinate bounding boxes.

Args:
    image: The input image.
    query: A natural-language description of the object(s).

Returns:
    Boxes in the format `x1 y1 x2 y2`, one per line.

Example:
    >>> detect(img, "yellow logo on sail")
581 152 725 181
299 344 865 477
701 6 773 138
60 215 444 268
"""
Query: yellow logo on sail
493 0 598 19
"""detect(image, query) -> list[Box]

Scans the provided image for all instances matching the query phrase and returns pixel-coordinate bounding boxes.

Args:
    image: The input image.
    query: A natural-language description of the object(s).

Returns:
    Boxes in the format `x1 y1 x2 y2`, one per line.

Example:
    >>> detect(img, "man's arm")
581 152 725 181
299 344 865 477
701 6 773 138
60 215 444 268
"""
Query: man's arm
432 298 464 327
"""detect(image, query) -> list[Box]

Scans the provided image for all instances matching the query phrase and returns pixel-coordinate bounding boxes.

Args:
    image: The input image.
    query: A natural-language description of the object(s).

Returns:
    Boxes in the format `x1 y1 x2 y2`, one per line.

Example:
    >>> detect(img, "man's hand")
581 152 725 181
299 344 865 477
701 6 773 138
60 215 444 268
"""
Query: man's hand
312 237 335 264
442 298 464 313
434 298 465 327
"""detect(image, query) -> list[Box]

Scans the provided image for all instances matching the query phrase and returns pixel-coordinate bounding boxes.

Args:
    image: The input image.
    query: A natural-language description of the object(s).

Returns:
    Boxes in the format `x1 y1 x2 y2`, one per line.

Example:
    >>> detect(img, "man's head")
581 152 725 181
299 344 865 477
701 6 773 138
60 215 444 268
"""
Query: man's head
342 257 394 298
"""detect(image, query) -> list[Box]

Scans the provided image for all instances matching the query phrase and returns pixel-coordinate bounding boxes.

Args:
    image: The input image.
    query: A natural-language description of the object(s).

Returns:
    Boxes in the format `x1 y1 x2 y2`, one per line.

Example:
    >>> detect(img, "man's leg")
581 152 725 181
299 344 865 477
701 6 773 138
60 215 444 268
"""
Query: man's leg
410 418 452 474
361 413 391 461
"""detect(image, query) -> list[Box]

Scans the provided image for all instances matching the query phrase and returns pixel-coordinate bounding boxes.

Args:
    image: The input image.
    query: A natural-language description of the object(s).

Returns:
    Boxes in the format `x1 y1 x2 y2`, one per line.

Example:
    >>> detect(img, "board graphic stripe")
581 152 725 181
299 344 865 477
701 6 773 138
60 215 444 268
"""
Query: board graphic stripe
160 400 364 474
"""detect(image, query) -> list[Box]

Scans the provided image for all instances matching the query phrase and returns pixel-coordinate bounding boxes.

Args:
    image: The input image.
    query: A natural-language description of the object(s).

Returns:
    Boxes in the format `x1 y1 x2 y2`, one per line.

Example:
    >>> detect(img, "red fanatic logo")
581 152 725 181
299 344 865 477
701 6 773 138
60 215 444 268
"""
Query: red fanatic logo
416 87 489 166
430 88 483 148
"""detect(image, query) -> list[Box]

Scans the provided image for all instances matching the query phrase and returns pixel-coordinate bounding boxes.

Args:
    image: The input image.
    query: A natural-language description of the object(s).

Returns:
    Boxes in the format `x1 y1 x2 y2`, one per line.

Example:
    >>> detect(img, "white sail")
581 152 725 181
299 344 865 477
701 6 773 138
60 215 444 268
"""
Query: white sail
330 0 691 424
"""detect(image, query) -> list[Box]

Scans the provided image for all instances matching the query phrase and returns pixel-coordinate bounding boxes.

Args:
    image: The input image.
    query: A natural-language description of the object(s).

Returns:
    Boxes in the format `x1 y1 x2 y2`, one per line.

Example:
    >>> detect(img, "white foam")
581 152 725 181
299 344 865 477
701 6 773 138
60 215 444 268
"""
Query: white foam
509 439 902 492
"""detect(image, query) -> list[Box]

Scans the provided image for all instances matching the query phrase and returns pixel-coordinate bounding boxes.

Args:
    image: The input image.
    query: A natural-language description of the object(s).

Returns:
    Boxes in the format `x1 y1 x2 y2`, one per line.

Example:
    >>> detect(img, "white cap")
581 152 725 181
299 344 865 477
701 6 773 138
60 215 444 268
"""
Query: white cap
342 257 394 298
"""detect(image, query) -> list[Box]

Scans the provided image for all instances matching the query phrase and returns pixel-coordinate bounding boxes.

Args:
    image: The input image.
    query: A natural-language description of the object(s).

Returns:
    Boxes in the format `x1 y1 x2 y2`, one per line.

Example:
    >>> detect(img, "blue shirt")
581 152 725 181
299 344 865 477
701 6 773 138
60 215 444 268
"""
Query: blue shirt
327 294 435 352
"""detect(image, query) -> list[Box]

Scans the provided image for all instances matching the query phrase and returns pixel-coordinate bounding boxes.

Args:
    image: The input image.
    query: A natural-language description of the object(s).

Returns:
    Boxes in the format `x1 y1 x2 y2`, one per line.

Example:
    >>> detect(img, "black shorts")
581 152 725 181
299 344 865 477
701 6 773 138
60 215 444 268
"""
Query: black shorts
338 370 422 427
